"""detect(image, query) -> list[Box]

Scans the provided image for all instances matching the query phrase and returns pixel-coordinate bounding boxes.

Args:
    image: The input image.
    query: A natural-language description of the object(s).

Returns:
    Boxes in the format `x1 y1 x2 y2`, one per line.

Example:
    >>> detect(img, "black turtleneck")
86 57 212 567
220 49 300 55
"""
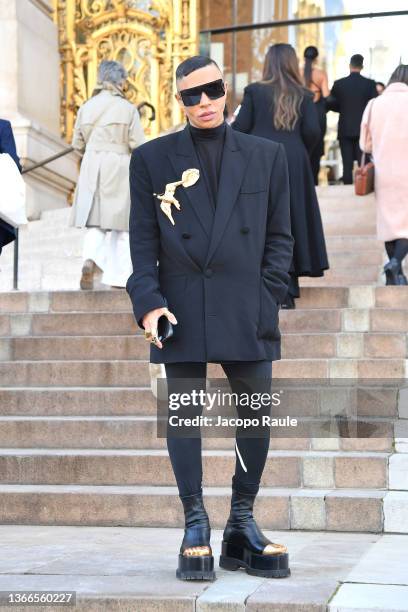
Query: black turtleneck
189 122 226 208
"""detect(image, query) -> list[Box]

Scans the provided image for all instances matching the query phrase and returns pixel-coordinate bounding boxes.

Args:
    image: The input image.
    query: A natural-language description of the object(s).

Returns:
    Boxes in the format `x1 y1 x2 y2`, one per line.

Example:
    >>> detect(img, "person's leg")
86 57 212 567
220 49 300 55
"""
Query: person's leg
384 239 408 285
81 228 106 290
219 360 290 578
393 239 408 284
352 138 363 168
221 360 272 490
164 361 215 580
101 230 133 288
385 240 396 260
339 138 353 184
165 362 207 496
393 239 408 264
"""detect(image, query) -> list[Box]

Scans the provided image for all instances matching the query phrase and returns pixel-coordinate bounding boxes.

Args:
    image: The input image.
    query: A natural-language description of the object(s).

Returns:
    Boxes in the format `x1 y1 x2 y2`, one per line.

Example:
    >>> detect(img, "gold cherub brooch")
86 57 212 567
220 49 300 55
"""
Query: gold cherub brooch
154 168 200 225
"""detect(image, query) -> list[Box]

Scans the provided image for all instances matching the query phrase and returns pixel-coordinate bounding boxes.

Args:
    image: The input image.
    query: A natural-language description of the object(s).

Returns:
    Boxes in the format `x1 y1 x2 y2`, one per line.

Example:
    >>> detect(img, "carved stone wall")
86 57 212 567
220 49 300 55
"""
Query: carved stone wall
54 0 198 141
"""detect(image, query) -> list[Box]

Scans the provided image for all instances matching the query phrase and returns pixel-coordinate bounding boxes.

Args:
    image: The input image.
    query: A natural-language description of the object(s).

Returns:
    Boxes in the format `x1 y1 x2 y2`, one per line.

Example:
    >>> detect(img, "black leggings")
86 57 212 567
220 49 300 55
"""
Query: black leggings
385 239 408 269
165 360 272 497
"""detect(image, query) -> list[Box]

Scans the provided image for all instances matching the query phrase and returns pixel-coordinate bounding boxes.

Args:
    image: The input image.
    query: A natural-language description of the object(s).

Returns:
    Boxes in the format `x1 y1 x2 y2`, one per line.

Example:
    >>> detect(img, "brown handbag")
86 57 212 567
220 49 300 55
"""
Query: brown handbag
354 100 375 196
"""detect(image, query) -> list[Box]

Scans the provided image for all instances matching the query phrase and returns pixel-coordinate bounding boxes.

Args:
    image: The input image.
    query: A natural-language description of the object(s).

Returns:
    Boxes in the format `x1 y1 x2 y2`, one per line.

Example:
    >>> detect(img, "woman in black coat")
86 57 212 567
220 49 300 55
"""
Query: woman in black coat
233 43 328 307
0 119 21 255
302 46 330 185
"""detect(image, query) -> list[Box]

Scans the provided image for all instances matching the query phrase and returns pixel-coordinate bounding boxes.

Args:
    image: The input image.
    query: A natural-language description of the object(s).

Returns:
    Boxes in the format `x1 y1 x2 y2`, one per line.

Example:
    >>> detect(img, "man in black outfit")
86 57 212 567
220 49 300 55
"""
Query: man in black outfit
328 54 377 184
127 56 293 581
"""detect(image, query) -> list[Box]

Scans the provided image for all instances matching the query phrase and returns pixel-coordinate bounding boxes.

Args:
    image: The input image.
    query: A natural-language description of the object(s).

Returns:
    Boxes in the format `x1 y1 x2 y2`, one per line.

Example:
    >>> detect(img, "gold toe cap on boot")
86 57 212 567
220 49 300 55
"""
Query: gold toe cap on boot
183 546 212 557
263 543 288 555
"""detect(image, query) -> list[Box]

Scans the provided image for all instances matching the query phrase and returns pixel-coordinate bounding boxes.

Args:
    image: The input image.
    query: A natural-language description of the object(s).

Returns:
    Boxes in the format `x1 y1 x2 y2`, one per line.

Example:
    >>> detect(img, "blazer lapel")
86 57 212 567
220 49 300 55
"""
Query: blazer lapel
205 126 248 267
167 126 214 238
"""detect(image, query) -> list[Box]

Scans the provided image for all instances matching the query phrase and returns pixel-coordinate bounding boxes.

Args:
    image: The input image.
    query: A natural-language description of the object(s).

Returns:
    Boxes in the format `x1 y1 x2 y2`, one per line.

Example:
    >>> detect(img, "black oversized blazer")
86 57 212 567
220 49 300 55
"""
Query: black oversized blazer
126 124 294 364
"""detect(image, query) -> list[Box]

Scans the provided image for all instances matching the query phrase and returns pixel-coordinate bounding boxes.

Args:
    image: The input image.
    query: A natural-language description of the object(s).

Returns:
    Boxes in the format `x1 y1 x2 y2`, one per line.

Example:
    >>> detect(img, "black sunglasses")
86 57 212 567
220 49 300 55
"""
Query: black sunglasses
178 78 226 107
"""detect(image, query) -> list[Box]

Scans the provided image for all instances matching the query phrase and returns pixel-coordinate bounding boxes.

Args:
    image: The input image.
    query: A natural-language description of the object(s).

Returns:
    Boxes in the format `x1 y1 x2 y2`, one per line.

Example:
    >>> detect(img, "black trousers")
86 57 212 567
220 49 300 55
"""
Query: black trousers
339 137 361 184
165 360 272 497
385 239 408 269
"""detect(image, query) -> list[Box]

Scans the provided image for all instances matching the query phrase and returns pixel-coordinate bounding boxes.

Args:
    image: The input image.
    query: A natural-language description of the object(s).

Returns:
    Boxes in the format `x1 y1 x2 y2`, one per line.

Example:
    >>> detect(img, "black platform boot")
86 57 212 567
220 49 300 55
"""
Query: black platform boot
219 485 290 578
176 492 215 581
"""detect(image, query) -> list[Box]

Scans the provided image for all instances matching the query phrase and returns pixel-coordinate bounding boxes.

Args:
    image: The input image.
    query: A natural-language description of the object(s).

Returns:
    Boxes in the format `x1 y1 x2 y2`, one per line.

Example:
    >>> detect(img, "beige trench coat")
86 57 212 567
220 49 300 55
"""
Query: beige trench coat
360 82 408 241
70 88 145 232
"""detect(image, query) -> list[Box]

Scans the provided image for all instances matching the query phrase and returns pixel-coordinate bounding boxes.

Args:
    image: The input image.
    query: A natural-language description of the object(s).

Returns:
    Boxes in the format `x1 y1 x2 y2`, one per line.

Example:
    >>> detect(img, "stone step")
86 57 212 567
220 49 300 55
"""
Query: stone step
0 387 156 416
323 235 382 251
2 287 407 314
384 491 408 533
4 268 384 290
0 290 131 314
5 308 407 337
0 312 139 336
329 583 408 612
1 331 406 361
0 357 406 386
0 259 83 276
0 271 81 292
301 268 381 285
0 449 389 489
0 416 393 452
388 454 408 491
0 360 149 387
328 251 383 267
0 484 386 531
320 223 376 237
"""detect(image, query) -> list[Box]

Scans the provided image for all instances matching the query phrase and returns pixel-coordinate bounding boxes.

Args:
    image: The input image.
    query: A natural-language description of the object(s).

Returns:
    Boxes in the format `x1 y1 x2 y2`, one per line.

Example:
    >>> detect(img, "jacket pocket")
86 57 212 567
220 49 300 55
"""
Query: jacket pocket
257 277 280 341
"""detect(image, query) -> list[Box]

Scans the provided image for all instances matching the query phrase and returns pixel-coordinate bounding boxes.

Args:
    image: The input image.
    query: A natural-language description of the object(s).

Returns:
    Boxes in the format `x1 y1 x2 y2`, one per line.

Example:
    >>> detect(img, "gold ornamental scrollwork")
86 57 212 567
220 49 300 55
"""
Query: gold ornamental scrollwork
53 0 198 142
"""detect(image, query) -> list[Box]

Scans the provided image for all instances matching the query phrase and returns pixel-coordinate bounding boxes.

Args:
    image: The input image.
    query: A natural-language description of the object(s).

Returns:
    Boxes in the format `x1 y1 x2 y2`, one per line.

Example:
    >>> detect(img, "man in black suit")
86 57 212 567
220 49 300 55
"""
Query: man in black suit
0 119 21 255
127 56 293 581
328 54 377 184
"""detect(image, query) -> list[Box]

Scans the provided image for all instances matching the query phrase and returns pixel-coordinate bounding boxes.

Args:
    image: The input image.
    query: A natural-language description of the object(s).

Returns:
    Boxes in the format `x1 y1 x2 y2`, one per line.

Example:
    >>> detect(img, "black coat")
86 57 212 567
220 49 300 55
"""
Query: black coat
0 119 21 251
327 72 378 139
127 125 294 364
233 82 329 278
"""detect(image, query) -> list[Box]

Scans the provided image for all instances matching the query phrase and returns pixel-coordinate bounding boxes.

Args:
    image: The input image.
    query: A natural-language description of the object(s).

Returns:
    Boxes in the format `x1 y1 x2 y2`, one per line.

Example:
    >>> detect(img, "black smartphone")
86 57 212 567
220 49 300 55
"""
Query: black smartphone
157 314 173 343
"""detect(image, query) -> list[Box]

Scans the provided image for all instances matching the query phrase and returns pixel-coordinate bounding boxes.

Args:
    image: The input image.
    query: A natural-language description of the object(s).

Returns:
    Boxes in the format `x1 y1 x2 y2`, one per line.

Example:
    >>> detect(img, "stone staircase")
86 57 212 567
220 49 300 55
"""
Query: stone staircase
0 185 407 536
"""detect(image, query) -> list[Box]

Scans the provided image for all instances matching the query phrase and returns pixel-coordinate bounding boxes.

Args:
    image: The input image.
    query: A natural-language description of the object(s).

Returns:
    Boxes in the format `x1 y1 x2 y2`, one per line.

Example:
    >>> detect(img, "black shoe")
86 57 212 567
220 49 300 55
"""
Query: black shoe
397 273 408 286
176 492 215 581
219 486 290 578
384 257 400 285
281 294 295 309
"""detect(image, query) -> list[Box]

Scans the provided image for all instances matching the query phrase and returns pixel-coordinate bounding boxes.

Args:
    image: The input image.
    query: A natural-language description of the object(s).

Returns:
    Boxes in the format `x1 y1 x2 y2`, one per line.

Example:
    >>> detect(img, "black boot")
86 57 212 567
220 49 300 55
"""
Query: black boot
176 492 215 581
219 485 290 578
384 257 400 285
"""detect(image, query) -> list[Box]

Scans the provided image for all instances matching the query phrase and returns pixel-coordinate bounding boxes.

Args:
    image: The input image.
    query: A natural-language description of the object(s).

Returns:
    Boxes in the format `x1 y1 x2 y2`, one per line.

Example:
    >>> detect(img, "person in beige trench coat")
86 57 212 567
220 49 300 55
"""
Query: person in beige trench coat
71 60 145 289
360 64 408 285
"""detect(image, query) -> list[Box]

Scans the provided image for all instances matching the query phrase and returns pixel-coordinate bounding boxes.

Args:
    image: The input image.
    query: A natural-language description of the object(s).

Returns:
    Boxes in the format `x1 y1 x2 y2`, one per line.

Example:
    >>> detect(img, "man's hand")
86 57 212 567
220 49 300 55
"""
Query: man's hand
142 307 177 349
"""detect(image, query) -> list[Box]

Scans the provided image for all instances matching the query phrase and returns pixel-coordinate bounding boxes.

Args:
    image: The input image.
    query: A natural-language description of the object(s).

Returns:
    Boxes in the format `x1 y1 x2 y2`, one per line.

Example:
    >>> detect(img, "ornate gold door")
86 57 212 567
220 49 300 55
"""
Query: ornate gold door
53 0 198 142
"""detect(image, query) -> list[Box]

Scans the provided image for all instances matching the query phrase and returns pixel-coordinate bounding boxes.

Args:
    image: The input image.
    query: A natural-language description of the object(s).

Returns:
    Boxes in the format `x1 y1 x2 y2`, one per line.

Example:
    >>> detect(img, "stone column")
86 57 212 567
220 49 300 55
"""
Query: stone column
0 0 79 219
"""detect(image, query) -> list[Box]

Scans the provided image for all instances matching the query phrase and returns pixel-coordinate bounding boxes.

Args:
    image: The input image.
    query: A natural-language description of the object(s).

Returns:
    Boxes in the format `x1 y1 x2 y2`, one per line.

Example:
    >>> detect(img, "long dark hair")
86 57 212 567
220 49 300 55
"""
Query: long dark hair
303 46 318 88
388 64 408 86
262 43 306 131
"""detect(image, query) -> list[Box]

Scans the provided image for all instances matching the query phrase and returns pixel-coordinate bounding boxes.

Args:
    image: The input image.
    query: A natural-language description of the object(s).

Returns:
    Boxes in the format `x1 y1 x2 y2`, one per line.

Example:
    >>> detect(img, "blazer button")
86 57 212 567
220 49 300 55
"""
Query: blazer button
182 232 191 239
241 227 250 234
204 268 213 278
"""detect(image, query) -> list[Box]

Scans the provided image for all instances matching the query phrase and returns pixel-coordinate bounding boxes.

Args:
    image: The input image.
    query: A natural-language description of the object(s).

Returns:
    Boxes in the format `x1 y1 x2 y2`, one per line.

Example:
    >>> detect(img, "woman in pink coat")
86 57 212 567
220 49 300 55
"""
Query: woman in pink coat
360 65 408 285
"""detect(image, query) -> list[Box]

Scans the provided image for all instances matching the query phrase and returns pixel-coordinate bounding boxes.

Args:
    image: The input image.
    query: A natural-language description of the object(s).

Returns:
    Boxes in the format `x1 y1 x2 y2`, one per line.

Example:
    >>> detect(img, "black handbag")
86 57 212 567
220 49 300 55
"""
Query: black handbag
355 99 375 196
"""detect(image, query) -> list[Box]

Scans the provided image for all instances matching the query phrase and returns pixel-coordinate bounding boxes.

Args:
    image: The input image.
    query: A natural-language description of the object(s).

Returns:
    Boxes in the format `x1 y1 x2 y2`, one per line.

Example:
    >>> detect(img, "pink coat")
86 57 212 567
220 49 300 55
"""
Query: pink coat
360 82 408 241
